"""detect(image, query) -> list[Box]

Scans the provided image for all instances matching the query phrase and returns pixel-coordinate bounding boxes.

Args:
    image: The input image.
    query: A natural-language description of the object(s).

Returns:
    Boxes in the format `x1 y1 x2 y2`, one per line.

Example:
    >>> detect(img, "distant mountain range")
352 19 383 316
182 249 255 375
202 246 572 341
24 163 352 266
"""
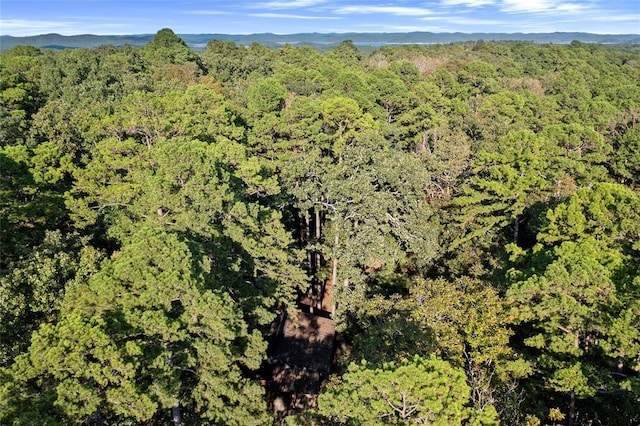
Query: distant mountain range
2 32 639 51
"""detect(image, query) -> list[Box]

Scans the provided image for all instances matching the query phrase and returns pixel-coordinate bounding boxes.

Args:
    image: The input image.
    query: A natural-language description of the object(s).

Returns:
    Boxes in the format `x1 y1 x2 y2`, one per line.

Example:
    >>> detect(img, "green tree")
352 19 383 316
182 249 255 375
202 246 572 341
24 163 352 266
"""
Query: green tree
68 134 303 323
507 238 639 425
320 96 367 156
246 77 288 117
286 131 438 322
453 130 551 253
143 29 204 92
318 355 475 425
105 84 245 146
0 145 68 265
366 68 411 125
327 40 362 64
202 40 271 83
405 277 526 398
612 126 640 187
474 90 542 141
504 182 640 424
457 60 499 96
323 70 373 111
538 182 640 251
1 227 270 425
145 28 201 67
541 123 612 187
0 231 102 366
0 46 43 146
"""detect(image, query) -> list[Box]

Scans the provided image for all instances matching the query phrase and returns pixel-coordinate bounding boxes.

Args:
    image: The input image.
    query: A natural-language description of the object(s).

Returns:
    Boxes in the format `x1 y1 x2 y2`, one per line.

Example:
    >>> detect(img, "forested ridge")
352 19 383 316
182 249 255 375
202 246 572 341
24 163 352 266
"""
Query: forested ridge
3 31 640 51
1 28 639 425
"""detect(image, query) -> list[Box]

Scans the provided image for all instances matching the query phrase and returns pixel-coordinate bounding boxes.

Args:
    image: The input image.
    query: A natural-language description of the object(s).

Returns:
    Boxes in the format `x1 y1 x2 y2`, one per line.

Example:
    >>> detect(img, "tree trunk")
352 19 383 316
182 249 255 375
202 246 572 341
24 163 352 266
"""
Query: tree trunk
331 232 339 314
305 211 313 277
567 390 575 426
316 209 324 311
172 402 182 426
95 410 104 426
315 208 322 270
303 210 310 248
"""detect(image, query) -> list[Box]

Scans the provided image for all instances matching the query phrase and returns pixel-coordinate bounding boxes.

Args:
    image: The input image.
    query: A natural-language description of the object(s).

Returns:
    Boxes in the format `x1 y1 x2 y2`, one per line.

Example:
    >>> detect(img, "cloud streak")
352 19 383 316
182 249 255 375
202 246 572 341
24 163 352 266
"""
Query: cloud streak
250 13 340 20
501 0 591 13
421 16 508 26
590 13 640 22
1 19 74 33
440 0 495 6
182 10 232 16
335 6 436 16
0 19 136 36
252 0 328 9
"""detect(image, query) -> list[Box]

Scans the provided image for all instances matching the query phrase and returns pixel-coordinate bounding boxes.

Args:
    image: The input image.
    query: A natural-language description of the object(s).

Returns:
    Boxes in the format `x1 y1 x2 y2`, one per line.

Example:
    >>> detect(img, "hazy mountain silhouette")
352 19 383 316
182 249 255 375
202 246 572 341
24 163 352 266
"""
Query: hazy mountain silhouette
2 31 639 51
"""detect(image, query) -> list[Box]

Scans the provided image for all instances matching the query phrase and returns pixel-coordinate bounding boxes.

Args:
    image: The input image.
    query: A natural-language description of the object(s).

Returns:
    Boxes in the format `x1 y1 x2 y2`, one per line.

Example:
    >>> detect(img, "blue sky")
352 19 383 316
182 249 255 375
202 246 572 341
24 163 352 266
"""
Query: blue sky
1 0 638 36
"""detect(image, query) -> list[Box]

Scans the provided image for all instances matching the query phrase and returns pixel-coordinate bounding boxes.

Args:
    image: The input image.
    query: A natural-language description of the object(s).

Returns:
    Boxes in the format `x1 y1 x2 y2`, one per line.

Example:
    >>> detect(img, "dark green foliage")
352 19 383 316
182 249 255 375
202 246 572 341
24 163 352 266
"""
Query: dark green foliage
1 35 639 425
0 231 102 365
202 40 272 82
146 28 200 66
506 183 640 424
612 126 640 187
1 227 269 424
0 146 69 265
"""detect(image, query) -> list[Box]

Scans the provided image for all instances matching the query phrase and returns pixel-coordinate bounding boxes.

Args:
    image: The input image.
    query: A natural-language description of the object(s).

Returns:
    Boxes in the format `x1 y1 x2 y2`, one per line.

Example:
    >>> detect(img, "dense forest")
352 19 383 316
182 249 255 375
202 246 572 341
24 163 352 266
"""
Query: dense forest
1 28 639 425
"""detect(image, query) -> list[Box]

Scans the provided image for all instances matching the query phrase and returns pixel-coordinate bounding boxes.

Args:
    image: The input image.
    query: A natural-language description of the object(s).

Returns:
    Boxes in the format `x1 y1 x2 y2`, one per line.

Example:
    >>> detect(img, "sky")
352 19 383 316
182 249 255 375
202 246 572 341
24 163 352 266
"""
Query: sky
1 0 639 37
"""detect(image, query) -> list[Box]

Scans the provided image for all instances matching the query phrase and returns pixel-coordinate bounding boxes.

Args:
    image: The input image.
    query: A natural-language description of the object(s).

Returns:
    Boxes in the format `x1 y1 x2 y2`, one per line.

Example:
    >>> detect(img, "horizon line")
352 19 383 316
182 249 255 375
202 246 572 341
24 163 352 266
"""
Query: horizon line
2 30 640 38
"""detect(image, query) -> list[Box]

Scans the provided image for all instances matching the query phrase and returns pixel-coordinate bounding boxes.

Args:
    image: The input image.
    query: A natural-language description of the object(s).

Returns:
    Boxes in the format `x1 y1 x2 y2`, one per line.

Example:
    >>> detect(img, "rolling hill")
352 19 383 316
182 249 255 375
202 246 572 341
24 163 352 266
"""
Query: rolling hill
1 31 639 51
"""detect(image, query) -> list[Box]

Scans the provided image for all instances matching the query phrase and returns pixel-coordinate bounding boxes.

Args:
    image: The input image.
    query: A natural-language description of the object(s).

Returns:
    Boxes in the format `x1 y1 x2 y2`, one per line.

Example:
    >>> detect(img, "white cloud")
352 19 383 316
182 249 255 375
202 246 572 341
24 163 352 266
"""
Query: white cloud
354 23 448 32
0 19 135 36
501 0 590 13
440 0 496 6
252 0 327 9
250 13 340 20
555 3 590 12
501 0 553 12
421 16 507 26
1 19 74 35
590 13 640 22
335 6 435 16
182 10 232 15
440 0 592 14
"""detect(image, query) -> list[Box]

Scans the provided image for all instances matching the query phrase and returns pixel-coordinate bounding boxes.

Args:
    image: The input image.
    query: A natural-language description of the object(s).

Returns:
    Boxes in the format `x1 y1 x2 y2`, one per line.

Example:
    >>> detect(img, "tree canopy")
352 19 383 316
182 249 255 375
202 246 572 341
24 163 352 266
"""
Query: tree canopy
1 29 639 425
